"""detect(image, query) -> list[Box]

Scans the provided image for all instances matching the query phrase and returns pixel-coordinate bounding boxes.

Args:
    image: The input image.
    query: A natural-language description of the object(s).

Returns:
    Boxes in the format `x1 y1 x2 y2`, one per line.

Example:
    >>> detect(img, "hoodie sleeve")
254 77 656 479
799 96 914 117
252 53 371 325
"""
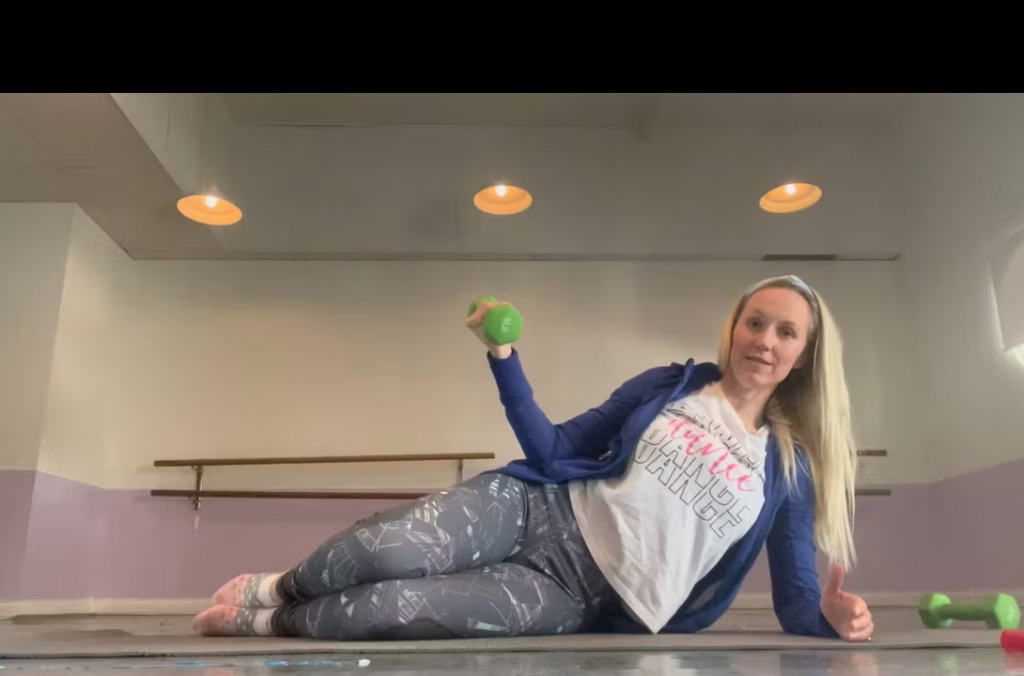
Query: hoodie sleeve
765 453 841 639
487 349 661 469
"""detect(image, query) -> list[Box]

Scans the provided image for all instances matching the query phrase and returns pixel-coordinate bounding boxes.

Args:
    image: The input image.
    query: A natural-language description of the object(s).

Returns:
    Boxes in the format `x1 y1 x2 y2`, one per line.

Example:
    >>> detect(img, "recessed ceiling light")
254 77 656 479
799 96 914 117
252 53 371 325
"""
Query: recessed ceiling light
760 183 822 214
474 184 532 215
177 194 243 226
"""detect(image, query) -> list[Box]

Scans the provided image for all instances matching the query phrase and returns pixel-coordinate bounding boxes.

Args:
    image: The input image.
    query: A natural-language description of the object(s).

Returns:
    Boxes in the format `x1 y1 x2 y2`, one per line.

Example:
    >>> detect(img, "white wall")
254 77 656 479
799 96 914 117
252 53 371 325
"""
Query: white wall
37 208 127 485
897 94 1024 481
0 203 74 469
38 214 917 491
993 230 1024 350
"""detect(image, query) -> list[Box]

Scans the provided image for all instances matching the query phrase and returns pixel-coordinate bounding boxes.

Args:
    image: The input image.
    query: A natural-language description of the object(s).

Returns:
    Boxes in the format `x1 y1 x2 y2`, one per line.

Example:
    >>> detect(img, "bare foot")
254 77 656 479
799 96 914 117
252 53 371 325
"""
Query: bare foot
193 604 273 636
212 573 282 608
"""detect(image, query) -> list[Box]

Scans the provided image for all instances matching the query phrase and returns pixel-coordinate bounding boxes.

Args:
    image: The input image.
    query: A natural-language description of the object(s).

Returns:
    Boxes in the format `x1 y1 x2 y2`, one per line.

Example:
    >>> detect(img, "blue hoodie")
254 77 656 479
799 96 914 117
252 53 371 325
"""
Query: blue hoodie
483 350 839 639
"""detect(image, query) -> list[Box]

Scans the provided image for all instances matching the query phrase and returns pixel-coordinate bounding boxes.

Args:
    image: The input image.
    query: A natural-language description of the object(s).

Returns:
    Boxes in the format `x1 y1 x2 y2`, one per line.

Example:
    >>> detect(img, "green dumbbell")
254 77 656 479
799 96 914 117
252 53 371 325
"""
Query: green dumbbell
467 296 523 345
918 592 1021 629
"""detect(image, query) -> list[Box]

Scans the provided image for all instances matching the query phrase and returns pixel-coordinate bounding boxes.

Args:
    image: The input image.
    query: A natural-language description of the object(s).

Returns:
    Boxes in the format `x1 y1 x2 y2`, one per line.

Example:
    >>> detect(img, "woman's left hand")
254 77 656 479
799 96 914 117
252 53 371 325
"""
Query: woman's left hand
820 564 874 642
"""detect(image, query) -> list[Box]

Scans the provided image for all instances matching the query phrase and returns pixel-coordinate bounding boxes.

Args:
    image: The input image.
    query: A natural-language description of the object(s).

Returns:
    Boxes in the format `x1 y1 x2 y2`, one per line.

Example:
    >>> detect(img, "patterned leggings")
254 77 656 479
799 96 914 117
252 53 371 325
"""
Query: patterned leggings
270 473 614 640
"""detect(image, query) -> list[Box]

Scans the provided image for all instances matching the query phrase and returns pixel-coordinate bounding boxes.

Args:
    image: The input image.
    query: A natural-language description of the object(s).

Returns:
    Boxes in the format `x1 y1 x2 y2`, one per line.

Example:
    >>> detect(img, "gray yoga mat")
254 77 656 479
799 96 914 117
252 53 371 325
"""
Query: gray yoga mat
0 628 1001 659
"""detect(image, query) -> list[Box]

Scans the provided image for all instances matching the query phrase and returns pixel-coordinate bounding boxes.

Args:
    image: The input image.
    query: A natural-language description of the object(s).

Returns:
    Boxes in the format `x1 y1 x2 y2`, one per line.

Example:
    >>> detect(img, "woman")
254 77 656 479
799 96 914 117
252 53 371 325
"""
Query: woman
194 275 874 642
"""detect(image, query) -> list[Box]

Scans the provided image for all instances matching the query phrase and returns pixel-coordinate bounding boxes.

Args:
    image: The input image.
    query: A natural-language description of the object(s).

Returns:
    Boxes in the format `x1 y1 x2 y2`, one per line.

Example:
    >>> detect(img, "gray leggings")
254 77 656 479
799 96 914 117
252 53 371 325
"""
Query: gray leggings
271 473 614 640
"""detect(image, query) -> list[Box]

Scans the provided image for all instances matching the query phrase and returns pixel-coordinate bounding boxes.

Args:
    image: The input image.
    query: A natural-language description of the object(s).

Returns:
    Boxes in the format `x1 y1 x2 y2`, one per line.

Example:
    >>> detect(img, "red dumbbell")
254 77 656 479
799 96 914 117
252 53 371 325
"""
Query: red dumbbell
1002 630 1024 653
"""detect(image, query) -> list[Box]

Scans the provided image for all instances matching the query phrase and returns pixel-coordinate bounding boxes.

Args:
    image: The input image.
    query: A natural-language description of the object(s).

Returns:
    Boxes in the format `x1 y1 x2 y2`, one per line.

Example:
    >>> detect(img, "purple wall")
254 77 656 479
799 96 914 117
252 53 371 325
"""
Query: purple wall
932 459 1024 592
8 472 407 600
0 471 35 599
739 481 948 595
2 461 1022 600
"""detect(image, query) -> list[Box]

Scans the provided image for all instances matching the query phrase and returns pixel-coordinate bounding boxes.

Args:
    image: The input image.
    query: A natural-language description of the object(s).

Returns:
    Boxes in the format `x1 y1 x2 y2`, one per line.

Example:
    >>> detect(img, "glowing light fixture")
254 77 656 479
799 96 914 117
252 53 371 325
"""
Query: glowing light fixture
474 183 532 215
760 182 822 214
177 192 242 226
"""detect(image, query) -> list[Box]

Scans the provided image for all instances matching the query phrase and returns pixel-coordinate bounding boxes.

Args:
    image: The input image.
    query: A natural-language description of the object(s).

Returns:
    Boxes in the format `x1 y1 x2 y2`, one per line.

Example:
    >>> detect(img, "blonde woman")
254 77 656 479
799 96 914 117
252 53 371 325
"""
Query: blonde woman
195 275 873 642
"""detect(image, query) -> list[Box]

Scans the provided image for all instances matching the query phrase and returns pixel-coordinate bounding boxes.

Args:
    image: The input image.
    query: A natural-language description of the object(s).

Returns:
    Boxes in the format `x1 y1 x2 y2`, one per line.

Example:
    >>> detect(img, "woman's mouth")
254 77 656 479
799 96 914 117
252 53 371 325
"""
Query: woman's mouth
746 355 772 366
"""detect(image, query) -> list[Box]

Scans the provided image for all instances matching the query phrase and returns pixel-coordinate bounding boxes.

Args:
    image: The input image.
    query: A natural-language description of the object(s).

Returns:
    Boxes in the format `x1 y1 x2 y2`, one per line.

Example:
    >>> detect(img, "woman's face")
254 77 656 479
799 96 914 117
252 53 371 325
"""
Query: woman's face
727 287 814 391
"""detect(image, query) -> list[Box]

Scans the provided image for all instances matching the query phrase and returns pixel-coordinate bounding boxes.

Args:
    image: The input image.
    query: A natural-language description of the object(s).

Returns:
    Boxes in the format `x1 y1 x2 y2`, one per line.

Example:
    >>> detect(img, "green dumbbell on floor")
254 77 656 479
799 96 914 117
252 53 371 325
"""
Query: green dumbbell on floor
918 592 1021 629
467 296 523 345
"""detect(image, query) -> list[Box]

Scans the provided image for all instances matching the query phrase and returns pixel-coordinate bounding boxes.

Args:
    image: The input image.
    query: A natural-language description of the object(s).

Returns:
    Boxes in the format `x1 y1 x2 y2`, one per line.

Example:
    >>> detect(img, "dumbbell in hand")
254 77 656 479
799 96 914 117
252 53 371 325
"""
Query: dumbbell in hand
467 296 523 346
918 592 1021 629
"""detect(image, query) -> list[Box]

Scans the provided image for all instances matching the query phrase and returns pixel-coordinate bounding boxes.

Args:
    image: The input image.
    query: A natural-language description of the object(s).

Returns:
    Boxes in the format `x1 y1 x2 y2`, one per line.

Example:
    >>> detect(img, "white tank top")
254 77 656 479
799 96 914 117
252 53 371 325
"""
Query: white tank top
569 382 769 633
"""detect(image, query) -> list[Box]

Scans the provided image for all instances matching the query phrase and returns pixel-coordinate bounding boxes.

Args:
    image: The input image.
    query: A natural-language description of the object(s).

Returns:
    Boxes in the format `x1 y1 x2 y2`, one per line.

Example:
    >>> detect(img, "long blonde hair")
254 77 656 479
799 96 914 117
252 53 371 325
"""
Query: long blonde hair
716 275 858 569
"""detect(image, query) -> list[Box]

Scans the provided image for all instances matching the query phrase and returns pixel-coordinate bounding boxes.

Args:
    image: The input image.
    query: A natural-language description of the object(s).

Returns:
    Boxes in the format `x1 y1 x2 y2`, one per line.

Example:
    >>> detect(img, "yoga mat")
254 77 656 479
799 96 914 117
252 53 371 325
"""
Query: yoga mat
0 628 1001 658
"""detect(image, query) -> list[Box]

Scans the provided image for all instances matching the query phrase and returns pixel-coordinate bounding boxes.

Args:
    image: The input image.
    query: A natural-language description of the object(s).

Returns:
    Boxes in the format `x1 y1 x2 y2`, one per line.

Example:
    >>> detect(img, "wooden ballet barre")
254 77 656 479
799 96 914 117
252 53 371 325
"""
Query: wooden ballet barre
152 452 496 510
153 452 496 467
154 450 881 468
150 487 892 500
151 450 890 511
150 489 434 500
855 451 891 496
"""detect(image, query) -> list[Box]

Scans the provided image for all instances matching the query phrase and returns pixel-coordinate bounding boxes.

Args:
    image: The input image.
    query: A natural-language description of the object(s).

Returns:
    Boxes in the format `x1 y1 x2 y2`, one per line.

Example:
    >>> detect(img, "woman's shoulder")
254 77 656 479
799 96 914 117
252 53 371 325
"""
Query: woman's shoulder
630 362 687 381
615 359 719 400
624 359 712 387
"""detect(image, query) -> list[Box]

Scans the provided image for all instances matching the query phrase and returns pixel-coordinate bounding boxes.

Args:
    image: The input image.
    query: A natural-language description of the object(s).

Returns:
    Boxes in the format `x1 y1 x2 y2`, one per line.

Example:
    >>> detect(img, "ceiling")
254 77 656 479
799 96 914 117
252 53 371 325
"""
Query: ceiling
223 93 915 132
0 93 221 255
0 93 920 261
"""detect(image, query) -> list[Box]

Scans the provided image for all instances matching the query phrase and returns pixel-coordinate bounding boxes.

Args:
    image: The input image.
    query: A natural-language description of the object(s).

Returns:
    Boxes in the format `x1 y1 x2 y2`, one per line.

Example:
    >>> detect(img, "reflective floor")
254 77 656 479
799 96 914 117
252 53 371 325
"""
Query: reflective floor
1 649 1022 676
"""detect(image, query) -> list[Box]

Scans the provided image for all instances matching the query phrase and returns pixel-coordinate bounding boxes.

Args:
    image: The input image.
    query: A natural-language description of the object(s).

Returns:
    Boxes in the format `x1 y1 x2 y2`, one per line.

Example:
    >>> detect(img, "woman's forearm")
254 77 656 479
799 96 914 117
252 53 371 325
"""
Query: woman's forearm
488 349 560 469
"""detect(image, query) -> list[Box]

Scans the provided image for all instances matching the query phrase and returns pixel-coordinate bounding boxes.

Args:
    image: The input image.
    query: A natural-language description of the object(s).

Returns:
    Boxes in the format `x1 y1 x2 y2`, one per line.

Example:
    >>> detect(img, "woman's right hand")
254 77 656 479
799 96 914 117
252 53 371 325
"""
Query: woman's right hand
466 299 515 360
